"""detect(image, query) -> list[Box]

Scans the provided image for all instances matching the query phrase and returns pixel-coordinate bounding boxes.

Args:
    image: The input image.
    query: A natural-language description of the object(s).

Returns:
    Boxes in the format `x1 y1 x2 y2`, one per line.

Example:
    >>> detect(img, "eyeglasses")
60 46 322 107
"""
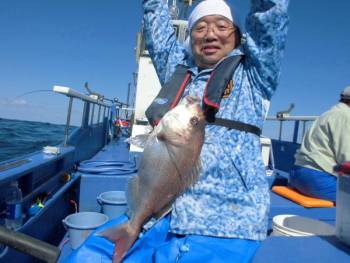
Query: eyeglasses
192 23 236 37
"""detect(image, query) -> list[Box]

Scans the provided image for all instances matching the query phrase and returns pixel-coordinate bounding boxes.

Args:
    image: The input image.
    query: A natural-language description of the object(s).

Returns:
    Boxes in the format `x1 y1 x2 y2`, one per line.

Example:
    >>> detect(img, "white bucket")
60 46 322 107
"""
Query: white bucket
62 212 109 249
336 174 350 246
97 191 127 220
272 214 335 237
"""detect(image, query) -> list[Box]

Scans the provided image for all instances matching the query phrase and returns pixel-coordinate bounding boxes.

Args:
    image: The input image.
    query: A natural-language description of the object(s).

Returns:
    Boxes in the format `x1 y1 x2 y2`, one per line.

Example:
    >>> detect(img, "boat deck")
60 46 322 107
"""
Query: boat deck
76 139 138 213
252 187 349 262
253 235 350 262
58 139 348 262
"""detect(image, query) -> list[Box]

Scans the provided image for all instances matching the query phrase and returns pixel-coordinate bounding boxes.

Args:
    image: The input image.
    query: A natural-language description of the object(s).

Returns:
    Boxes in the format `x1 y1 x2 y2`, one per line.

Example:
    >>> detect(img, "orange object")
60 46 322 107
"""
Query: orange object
272 186 334 208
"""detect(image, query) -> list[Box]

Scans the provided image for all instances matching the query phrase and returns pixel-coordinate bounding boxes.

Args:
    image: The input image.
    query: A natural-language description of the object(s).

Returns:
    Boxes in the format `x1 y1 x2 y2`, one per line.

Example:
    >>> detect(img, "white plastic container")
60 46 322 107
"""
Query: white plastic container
62 212 109 249
336 174 350 246
272 214 335 237
260 137 271 169
97 191 127 220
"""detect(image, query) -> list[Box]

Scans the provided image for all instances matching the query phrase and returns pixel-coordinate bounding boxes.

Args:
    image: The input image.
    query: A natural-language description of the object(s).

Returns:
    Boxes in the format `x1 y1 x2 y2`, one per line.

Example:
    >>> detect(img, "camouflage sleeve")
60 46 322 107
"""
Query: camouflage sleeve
142 0 187 85
244 0 289 100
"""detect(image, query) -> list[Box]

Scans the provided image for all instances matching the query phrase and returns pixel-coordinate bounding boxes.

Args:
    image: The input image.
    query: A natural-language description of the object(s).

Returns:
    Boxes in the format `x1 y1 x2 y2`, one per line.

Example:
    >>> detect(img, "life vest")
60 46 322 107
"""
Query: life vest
145 55 261 136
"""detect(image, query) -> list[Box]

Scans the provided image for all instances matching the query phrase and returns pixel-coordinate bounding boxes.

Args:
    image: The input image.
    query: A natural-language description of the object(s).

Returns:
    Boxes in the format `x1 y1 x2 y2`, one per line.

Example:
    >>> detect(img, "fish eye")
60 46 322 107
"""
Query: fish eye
190 116 199 126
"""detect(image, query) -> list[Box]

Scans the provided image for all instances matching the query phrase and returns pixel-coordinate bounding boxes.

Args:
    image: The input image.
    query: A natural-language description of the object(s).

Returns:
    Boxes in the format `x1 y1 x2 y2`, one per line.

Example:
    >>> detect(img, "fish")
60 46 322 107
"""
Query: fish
99 95 205 263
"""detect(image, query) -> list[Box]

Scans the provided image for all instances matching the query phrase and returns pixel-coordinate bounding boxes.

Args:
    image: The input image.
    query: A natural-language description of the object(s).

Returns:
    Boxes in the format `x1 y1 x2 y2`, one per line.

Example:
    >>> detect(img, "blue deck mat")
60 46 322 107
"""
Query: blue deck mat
253 236 350 263
77 139 138 176
77 138 139 212
84 139 132 163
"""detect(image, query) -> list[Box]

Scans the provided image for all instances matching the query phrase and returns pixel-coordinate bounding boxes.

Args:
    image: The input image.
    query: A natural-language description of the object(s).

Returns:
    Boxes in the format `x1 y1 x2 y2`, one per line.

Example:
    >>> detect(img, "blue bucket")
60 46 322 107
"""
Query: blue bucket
97 191 127 220
62 212 109 249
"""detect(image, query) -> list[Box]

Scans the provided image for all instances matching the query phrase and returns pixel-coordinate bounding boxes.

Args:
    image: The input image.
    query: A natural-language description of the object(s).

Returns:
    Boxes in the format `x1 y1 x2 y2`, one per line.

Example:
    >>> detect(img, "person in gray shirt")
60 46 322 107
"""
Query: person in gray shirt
290 86 350 201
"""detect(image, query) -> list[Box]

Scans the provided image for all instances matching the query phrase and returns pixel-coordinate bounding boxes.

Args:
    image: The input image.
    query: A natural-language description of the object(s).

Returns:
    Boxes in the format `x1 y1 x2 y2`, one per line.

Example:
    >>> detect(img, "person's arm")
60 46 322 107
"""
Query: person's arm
142 0 186 85
244 0 289 100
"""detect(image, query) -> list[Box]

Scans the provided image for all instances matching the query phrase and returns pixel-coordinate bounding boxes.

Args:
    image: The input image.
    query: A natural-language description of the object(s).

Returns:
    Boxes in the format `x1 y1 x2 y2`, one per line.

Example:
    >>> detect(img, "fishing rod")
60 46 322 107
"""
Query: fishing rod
13 89 53 99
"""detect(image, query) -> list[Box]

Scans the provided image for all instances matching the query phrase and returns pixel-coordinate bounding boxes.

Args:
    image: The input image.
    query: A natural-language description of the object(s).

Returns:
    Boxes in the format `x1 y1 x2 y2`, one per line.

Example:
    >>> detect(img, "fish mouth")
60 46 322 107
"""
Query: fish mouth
197 110 205 123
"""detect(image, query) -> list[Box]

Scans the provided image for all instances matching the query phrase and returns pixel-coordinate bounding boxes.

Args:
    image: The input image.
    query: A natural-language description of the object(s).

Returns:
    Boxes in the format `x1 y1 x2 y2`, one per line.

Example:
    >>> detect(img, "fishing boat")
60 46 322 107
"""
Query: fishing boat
0 1 349 262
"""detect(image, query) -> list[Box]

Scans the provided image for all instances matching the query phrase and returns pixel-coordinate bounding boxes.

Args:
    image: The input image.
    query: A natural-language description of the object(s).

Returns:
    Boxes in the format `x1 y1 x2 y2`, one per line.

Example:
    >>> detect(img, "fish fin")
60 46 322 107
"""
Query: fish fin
188 159 202 186
125 134 150 148
98 222 139 263
155 122 184 145
157 130 183 146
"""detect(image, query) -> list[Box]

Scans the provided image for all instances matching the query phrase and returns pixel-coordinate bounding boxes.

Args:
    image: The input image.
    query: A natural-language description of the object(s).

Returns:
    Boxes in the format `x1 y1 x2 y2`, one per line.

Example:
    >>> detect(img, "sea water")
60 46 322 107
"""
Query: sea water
0 118 76 163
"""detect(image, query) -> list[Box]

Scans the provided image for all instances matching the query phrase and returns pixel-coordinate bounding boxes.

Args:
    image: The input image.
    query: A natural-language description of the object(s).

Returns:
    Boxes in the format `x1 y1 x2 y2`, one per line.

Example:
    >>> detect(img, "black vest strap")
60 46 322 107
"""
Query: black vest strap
145 55 262 137
203 55 242 118
210 118 262 136
145 65 191 126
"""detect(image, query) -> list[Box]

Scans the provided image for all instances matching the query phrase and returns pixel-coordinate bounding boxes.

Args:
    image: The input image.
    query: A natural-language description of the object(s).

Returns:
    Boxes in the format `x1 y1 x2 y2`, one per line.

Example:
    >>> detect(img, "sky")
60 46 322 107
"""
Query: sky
0 0 349 139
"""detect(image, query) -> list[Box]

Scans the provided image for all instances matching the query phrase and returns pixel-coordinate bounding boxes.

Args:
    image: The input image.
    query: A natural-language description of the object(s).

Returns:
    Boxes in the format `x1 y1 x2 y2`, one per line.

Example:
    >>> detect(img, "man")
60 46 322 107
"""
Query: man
290 86 350 202
65 0 289 262
140 0 288 260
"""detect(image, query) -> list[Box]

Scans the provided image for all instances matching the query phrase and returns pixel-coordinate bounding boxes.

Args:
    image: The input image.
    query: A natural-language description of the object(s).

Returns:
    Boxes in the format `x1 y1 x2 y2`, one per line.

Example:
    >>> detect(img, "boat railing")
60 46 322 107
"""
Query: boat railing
264 115 318 173
0 86 116 262
266 115 318 143
53 85 111 146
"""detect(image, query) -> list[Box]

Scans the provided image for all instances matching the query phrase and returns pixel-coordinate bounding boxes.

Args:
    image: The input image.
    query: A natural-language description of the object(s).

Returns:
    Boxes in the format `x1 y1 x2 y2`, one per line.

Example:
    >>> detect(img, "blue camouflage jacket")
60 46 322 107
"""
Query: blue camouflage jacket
142 0 289 240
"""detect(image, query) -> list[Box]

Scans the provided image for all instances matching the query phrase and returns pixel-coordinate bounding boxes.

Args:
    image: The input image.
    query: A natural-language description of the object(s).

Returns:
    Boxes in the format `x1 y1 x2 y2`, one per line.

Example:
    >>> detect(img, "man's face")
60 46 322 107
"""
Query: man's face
191 15 237 69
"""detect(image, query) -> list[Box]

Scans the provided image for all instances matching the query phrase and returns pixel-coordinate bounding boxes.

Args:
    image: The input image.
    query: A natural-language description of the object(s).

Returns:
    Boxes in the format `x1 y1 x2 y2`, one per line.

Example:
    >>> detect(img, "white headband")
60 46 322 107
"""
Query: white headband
341 86 350 100
188 0 234 32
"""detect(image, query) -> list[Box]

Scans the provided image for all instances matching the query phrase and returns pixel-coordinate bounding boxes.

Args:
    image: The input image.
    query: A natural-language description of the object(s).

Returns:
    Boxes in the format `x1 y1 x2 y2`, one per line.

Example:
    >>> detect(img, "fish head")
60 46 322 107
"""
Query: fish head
157 95 205 144
180 95 205 132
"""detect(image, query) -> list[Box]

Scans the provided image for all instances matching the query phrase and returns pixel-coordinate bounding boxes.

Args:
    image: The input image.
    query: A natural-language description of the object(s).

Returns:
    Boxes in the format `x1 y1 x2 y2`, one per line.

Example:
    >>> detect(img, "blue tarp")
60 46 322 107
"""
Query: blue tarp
64 215 260 263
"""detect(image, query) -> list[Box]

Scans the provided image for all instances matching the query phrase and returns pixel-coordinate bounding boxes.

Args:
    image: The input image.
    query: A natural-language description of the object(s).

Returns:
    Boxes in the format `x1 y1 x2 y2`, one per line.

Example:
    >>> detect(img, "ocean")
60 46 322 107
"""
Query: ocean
0 118 76 163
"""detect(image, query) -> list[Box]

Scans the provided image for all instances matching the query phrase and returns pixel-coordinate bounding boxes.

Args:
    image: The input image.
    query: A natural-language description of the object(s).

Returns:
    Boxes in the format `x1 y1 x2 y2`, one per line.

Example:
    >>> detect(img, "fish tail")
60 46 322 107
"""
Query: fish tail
98 222 139 263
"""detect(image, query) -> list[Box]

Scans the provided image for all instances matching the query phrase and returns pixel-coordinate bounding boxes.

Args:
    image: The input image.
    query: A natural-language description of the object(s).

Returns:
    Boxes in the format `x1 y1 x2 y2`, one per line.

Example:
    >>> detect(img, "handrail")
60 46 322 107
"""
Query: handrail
53 85 111 146
266 116 317 121
120 107 135 111
266 115 318 142
53 86 109 107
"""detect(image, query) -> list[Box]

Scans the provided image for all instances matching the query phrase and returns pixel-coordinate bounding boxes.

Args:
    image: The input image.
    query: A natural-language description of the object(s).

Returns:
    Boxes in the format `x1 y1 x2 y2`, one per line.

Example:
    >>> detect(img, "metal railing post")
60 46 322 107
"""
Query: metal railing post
90 104 95 125
278 121 283 141
81 102 88 128
292 120 300 143
302 121 307 138
64 97 73 146
97 105 101 123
